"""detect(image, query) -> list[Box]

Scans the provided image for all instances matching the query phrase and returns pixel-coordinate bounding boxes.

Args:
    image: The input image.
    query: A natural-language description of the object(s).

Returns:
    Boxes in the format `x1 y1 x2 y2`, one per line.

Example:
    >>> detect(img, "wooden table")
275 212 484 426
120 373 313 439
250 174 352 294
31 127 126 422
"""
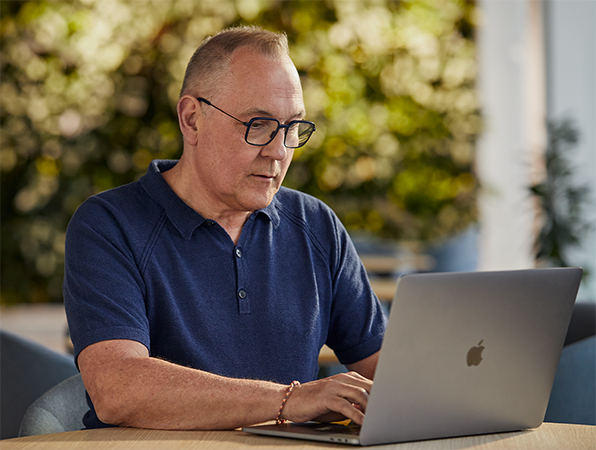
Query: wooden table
1 423 594 450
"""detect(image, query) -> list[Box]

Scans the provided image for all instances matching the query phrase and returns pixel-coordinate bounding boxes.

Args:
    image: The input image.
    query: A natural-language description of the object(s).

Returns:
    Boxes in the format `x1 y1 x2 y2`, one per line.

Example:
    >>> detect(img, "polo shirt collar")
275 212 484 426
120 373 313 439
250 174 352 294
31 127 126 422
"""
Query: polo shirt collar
260 195 280 228
140 160 279 240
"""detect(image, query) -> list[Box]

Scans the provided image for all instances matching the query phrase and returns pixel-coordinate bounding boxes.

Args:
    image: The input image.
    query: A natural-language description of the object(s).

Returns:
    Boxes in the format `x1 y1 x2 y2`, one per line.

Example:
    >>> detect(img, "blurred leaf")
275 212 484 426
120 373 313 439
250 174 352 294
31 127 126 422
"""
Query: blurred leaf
530 118 593 268
1 0 480 304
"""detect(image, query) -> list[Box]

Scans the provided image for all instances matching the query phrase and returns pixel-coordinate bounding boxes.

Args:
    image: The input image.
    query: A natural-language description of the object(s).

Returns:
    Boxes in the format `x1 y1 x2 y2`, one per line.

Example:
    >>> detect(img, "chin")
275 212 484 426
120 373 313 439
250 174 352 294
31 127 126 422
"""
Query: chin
244 190 277 211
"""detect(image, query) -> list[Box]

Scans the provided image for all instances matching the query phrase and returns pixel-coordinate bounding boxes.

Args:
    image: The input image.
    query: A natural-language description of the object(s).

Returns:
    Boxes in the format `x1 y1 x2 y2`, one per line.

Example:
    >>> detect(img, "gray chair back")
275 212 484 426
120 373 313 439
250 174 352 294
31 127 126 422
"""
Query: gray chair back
19 373 88 436
0 330 78 439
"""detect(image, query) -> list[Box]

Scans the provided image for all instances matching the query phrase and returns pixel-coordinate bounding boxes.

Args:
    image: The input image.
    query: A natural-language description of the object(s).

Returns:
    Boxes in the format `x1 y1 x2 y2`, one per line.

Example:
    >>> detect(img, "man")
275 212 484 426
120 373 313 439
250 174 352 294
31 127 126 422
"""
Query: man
64 26 386 431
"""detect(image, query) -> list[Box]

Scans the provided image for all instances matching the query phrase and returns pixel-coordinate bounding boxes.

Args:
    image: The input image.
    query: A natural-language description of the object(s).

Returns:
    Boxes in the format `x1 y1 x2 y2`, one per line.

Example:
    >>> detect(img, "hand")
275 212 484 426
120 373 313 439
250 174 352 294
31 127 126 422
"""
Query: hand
280 371 372 425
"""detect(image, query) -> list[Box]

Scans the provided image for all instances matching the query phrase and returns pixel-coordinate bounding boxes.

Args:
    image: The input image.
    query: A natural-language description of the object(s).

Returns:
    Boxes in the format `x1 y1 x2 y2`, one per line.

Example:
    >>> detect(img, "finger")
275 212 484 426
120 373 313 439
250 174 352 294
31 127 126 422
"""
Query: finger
322 397 366 425
311 383 369 424
339 386 370 412
323 376 370 411
334 372 373 394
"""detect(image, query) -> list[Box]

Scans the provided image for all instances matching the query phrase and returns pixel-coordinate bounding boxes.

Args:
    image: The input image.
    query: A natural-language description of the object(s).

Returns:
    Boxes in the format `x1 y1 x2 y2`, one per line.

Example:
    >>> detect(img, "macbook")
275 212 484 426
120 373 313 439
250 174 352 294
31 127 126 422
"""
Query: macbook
243 268 583 445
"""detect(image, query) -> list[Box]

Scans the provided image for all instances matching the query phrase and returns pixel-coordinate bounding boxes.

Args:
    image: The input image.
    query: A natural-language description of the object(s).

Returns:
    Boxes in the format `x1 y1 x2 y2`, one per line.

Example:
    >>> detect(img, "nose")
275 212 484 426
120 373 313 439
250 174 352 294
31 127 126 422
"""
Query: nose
260 129 288 161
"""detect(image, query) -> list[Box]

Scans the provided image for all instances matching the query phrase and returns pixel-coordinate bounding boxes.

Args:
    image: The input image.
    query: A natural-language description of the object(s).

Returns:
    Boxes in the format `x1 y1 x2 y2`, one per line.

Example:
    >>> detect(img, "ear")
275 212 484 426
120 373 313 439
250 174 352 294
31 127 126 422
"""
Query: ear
177 96 200 146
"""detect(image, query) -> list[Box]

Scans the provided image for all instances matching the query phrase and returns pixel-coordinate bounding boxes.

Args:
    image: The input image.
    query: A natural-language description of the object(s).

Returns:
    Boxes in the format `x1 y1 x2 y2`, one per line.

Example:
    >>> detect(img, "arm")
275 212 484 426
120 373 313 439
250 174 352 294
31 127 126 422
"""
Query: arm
346 351 380 380
78 339 373 430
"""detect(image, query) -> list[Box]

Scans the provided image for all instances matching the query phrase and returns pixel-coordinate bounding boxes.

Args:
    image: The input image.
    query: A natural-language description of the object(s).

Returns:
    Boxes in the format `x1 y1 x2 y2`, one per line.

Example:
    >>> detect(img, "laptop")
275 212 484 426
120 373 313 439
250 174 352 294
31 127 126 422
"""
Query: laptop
243 268 583 446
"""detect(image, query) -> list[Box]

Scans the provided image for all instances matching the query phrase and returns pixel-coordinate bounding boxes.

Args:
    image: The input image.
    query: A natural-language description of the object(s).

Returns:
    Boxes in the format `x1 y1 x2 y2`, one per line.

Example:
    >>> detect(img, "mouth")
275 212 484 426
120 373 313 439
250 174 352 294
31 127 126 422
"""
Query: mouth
253 173 277 180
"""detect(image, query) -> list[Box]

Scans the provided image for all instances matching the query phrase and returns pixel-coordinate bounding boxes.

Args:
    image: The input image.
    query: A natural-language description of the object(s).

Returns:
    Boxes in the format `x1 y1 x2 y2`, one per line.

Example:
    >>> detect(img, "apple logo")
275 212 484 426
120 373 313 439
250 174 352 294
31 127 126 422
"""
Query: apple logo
466 340 485 367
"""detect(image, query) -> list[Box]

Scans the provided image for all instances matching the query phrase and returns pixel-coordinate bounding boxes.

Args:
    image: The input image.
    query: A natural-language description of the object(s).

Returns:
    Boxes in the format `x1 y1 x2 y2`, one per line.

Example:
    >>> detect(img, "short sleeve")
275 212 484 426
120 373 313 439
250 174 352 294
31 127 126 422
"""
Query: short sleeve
325 214 387 365
63 196 151 362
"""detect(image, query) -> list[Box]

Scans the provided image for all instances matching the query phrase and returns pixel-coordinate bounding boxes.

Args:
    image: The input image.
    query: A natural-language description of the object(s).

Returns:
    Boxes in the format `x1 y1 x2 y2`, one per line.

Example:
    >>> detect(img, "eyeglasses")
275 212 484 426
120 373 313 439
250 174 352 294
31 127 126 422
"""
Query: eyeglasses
197 97 316 149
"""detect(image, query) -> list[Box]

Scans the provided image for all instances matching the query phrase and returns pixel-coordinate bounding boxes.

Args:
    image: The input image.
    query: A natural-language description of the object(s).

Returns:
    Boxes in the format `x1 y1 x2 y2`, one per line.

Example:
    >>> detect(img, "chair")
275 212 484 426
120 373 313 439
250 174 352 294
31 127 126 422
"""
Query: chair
19 373 88 436
564 301 596 346
544 336 596 425
0 330 78 439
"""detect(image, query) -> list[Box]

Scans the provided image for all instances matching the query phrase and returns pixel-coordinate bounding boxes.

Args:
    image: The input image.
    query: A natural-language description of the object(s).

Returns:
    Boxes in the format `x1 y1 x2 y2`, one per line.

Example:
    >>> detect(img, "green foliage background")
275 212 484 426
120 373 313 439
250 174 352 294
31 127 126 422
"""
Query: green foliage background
1 0 481 304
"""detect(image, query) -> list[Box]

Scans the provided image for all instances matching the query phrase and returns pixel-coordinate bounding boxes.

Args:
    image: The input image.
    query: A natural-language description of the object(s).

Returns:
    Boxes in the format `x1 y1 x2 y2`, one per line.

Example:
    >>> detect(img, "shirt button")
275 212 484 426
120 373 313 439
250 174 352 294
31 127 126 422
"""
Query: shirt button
235 248 242 258
238 289 247 299
207 220 215 226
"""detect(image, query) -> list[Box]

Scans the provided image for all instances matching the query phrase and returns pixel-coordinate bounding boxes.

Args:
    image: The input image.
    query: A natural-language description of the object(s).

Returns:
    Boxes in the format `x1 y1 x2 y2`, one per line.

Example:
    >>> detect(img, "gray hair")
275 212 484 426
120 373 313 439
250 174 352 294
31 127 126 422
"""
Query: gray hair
179 26 290 100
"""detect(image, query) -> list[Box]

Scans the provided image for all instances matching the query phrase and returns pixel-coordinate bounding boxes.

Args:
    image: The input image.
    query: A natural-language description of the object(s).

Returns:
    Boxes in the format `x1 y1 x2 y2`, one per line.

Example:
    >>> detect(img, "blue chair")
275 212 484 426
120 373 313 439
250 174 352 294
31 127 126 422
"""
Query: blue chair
545 336 596 425
0 330 78 439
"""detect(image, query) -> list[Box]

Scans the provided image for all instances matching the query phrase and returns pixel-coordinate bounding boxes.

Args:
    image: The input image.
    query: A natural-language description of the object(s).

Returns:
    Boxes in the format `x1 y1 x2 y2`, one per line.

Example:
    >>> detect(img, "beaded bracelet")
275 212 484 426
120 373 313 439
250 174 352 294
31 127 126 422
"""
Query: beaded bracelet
276 380 300 424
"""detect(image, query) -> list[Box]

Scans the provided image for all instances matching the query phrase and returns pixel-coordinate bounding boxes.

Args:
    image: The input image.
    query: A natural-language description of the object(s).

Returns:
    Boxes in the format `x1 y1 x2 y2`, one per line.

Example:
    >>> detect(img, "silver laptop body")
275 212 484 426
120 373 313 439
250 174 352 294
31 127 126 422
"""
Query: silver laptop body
243 268 583 446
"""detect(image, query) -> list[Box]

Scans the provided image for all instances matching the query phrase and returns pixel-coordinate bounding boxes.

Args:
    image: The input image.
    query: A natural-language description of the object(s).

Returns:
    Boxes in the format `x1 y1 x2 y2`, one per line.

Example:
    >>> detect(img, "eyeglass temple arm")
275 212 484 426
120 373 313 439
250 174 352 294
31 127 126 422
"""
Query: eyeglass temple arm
196 97 248 126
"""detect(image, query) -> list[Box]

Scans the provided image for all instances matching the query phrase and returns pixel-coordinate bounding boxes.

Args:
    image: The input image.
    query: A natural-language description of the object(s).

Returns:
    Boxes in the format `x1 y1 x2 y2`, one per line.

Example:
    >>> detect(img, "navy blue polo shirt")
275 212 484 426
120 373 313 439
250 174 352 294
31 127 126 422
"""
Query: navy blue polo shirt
64 160 386 428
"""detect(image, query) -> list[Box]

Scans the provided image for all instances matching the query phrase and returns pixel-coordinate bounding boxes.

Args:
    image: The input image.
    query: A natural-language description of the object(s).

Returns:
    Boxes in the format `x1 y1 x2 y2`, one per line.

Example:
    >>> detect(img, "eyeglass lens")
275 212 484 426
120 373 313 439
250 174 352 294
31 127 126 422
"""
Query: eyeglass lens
246 119 314 148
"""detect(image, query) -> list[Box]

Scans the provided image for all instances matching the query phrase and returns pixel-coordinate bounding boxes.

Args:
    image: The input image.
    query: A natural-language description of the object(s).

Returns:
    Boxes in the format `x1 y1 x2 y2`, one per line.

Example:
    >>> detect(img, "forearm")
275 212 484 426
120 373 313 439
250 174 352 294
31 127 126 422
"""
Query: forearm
346 351 379 380
110 362 283 430
79 341 285 430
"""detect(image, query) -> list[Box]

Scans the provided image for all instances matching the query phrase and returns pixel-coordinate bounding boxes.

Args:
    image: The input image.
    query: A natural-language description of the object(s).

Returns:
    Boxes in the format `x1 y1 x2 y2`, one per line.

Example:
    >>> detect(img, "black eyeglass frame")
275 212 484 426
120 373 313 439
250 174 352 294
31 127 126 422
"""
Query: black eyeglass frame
196 97 316 149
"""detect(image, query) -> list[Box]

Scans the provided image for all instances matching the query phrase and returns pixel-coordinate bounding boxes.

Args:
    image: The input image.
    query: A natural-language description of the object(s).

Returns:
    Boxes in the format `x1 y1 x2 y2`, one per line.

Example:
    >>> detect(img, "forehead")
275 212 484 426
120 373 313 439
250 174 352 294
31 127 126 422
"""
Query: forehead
217 46 305 118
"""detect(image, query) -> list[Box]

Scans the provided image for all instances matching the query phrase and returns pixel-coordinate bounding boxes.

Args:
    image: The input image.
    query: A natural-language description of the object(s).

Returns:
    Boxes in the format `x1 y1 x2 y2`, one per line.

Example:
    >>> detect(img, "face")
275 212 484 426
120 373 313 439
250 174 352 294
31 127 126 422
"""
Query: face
191 46 305 215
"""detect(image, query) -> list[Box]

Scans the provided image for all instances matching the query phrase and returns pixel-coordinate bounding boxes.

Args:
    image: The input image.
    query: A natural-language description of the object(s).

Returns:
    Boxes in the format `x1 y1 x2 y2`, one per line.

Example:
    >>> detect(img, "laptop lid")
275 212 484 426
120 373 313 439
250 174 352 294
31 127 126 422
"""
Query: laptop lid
244 268 583 446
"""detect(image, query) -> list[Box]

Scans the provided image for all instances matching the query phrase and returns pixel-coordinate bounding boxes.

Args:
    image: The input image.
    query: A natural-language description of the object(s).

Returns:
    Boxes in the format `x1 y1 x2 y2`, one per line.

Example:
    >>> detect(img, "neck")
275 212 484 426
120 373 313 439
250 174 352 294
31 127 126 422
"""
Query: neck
162 156 250 245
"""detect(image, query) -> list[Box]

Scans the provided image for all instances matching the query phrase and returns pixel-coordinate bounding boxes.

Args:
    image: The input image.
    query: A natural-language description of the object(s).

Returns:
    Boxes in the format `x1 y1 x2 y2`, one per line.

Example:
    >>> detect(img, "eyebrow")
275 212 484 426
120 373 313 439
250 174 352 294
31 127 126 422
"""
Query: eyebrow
244 107 306 122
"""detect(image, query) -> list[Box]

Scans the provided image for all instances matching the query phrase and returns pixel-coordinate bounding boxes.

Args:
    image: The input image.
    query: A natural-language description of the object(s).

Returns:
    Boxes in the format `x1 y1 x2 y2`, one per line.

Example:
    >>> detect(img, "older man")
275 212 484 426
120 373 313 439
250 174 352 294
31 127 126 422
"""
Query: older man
64 26 386 431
